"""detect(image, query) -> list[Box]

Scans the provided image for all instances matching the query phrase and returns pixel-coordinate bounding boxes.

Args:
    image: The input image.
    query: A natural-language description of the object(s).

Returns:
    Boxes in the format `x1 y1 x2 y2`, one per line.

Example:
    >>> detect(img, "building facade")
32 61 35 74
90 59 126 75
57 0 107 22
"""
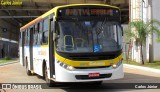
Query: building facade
0 19 19 58
130 0 160 62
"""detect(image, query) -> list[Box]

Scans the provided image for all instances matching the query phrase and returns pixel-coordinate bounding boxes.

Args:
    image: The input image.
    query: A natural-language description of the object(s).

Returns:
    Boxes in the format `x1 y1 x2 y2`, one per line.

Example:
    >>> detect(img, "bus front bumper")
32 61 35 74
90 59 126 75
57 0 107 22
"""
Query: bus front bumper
55 63 124 82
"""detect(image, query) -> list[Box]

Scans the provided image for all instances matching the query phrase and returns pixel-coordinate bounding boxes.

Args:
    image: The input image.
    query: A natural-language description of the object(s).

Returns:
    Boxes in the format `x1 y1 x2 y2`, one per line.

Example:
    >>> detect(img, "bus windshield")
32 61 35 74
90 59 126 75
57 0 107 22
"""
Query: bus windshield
56 21 122 53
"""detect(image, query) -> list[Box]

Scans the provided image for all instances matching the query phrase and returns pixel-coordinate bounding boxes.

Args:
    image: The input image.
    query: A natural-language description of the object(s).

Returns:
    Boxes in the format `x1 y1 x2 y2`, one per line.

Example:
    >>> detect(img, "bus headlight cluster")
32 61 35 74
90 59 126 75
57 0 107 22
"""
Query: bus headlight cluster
112 60 122 69
57 60 75 71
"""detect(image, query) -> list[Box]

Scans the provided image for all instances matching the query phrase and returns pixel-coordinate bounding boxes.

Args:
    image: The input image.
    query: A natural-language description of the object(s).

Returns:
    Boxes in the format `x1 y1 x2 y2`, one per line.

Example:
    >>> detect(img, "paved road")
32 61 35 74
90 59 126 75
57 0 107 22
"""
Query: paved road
0 62 160 92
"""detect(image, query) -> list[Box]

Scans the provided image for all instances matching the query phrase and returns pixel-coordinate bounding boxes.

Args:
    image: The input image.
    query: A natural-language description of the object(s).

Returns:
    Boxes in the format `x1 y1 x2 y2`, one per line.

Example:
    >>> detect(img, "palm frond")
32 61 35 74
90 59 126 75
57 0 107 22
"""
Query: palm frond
127 20 160 44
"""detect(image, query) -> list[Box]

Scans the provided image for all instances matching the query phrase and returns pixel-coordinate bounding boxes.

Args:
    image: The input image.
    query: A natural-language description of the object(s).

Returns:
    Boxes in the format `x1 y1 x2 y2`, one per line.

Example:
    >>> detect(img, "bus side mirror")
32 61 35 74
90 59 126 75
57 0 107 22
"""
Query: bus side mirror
53 33 60 41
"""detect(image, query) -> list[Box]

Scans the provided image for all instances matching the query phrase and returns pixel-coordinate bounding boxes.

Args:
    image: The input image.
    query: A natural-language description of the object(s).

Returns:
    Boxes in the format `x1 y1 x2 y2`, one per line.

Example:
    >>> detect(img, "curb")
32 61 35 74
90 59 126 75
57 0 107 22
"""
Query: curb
124 64 160 74
0 61 19 66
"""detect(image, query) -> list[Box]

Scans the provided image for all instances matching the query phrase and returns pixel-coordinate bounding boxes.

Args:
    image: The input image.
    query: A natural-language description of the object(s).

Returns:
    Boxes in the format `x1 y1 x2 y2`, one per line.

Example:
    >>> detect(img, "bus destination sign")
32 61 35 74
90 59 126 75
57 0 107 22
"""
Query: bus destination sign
58 8 119 16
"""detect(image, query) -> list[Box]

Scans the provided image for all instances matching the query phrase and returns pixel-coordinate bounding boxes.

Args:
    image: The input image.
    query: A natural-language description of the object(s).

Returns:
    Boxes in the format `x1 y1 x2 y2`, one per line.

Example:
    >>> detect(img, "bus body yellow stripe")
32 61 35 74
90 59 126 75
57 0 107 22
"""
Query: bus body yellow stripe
55 52 123 67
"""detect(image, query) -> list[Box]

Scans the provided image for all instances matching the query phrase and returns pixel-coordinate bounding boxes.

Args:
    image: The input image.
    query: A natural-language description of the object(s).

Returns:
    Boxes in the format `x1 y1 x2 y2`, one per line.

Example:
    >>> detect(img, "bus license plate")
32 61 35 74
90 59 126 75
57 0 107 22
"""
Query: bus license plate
88 73 100 77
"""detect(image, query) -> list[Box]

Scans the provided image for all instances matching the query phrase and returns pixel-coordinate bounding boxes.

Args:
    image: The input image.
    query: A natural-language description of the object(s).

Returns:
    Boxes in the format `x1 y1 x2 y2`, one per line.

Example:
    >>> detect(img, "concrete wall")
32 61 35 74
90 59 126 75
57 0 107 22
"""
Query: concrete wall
0 18 19 58
144 0 160 61
143 0 152 61
0 19 19 41
152 0 160 61
130 0 143 62
130 0 160 61
122 24 129 60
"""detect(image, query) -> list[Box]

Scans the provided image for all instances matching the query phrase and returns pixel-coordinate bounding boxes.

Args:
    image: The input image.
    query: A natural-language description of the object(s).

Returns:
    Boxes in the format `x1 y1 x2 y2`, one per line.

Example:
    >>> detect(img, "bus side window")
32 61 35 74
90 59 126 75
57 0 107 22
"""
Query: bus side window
37 22 42 45
34 23 40 45
33 25 36 45
25 29 29 46
19 31 22 47
27 29 30 46
42 18 49 44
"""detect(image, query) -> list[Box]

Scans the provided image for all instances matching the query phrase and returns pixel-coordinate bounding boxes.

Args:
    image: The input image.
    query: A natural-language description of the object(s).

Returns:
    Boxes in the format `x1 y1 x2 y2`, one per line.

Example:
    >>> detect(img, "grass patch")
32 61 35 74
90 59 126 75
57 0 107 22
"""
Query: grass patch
0 58 18 65
4 56 11 60
124 60 160 69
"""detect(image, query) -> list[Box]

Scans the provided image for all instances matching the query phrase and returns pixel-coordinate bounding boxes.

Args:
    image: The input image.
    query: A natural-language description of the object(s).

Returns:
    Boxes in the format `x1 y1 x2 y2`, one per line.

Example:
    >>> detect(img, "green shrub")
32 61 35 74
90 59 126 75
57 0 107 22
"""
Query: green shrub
4 56 11 60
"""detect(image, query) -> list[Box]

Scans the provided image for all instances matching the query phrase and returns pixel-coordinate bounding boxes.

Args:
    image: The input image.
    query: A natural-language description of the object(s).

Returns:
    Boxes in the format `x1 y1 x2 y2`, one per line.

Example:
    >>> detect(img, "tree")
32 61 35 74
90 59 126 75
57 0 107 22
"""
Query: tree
125 20 160 64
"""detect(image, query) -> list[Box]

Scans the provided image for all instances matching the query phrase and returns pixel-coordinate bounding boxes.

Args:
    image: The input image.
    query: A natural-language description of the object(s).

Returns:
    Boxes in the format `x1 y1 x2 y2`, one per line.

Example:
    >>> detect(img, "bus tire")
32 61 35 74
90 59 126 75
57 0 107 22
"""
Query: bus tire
45 65 54 87
26 58 32 76
42 61 46 79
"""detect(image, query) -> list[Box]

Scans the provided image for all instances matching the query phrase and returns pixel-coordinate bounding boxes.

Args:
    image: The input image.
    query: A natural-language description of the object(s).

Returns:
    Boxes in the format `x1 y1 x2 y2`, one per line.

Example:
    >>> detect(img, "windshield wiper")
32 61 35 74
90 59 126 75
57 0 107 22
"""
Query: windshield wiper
94 18 107 45
96 18 107 35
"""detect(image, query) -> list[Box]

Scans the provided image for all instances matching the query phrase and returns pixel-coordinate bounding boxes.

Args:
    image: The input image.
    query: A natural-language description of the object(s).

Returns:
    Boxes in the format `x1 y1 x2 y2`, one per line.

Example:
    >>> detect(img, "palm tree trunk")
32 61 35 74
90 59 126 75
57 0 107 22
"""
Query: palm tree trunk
140 42 144 65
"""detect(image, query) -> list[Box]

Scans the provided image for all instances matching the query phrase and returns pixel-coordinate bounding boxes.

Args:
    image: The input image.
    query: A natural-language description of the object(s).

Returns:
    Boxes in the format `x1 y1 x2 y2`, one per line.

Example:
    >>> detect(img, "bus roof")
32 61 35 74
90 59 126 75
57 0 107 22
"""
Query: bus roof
20 4 119 31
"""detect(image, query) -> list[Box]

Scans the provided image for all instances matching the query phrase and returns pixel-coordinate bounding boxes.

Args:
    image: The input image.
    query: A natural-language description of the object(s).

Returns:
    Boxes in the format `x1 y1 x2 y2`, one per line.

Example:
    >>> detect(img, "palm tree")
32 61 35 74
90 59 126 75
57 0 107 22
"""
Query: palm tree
125 20 160 64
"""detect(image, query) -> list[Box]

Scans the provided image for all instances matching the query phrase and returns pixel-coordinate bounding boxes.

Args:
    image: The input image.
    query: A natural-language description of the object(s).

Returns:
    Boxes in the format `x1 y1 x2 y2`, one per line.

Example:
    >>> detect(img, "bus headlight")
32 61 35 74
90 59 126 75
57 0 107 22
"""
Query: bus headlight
112 64 117 68
67 66 75 71
57 60 75 71
112 60 122 69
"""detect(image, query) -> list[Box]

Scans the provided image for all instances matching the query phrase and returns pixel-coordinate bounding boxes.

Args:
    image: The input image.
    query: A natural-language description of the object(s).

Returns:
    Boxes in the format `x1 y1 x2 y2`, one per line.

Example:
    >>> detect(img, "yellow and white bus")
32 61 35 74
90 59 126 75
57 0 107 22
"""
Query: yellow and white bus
19 4 124 86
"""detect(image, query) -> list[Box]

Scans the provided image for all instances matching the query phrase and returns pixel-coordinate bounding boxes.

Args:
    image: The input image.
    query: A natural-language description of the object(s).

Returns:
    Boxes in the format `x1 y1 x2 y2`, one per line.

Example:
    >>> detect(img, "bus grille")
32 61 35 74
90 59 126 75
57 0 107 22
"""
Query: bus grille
74 66 111 69
75 74 112 80
70 55 116 60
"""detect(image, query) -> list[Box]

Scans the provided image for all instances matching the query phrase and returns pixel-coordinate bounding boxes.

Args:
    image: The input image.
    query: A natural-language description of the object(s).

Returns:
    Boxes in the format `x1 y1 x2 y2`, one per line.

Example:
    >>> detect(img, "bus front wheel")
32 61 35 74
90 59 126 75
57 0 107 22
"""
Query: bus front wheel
45 65 54 87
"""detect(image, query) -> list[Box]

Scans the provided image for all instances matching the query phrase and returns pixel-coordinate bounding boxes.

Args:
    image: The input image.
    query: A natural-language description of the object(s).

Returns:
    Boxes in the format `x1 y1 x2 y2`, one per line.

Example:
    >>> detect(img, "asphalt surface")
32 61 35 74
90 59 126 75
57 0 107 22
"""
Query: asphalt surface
0 62 160 92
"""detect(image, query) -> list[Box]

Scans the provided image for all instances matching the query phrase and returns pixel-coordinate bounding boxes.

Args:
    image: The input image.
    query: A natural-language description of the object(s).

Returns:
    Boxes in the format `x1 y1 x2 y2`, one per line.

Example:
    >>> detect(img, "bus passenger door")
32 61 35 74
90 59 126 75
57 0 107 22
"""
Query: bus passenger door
22 32 25 66
49 18 55 78
29 27 34 71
